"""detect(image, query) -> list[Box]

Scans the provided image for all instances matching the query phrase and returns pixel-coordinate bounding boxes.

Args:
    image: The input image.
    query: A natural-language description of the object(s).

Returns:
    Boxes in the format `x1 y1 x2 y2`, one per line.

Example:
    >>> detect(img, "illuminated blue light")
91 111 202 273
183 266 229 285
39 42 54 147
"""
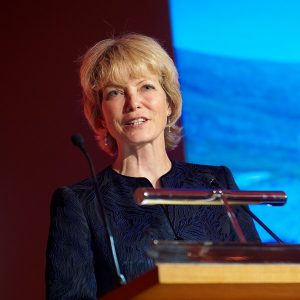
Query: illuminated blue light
169 0 300 243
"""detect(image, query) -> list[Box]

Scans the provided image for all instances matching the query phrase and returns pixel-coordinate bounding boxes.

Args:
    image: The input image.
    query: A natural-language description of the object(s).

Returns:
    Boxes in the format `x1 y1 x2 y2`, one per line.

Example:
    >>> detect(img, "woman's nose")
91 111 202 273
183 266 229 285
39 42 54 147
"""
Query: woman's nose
124 91 141 112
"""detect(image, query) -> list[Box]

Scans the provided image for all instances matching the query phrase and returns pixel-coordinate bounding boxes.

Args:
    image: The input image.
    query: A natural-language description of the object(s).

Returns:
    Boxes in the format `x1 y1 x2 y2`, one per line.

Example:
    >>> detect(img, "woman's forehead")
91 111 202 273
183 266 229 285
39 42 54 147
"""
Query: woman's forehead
100 67 161 88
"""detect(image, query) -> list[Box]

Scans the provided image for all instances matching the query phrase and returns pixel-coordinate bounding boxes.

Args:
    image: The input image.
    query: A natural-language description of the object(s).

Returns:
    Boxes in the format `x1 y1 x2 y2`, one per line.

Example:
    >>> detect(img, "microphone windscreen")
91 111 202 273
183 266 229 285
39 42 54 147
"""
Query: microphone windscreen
71 134 85 148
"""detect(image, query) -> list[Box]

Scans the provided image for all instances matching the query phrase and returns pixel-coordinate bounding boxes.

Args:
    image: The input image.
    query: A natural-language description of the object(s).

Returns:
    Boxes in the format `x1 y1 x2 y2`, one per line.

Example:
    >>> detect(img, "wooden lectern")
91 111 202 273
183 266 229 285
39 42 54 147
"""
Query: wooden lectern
102 263 300 300
102 242 300 300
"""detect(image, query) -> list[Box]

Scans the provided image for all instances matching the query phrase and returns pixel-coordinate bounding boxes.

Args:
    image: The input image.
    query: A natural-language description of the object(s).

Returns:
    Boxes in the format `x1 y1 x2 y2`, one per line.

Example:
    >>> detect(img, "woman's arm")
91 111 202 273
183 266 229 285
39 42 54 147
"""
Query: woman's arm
46 187 97 300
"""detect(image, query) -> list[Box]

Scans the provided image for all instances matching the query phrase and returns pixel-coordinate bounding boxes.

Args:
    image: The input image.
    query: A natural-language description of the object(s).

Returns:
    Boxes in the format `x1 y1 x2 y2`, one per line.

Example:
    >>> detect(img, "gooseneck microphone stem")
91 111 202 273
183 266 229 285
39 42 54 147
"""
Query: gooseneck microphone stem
240 206 284 244
71 134 127 286
207 175 284 244
204 174 247 243
220 194 247 243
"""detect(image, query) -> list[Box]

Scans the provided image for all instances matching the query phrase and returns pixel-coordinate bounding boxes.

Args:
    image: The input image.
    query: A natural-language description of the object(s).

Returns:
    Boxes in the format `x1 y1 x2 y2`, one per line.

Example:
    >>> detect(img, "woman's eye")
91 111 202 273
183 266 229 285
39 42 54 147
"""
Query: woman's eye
143 84 155 90
105 89 124 100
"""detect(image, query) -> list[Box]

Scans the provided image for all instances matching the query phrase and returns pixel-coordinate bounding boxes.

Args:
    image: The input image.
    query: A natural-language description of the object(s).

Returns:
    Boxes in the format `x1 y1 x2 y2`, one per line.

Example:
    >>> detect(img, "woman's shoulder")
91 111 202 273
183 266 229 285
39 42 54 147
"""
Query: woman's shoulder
172 160 230 174
51 166 112 207
171 160 237 189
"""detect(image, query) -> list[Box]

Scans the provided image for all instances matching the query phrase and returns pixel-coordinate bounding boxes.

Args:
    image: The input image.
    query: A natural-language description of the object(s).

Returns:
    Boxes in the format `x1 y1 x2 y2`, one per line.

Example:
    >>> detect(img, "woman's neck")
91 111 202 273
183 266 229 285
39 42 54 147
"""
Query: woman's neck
112 144 171 188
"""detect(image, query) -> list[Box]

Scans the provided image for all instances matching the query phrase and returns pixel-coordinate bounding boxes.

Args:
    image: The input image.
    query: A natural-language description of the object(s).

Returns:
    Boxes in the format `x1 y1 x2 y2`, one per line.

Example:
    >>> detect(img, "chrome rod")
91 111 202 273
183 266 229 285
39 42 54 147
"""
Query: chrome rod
134 188 287 206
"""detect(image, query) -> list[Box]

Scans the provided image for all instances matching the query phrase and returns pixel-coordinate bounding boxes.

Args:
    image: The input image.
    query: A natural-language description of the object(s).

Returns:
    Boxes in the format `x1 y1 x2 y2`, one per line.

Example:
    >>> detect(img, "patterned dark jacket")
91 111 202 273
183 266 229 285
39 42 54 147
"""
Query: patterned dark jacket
46 161 260 299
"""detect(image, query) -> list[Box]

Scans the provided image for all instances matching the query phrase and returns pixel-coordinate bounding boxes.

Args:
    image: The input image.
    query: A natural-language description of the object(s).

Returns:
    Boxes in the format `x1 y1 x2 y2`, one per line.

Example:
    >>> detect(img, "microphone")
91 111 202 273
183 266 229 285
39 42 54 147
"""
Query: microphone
202 174 247 243
205 173 284 244
71 134 85 148
71 133 127 286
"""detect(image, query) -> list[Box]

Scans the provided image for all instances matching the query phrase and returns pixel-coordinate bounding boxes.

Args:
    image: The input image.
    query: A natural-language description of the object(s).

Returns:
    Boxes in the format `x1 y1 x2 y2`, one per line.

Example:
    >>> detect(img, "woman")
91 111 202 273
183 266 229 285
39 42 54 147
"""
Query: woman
46 34 260 299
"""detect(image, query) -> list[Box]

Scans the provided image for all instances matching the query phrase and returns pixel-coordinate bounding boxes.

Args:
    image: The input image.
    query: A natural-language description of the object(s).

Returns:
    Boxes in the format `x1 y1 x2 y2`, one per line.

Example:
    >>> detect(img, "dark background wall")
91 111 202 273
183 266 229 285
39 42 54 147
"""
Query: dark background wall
0 1 183 299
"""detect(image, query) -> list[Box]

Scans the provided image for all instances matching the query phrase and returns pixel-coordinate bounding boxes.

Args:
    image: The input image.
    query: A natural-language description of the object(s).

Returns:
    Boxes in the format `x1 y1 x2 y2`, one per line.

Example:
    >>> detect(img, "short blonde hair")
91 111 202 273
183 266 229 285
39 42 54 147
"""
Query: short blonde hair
80 33 182 155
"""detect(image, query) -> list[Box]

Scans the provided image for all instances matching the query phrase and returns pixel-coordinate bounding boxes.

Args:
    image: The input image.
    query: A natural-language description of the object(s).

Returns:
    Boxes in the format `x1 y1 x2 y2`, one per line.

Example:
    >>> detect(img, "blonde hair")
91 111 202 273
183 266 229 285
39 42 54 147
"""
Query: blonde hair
80 33 182 155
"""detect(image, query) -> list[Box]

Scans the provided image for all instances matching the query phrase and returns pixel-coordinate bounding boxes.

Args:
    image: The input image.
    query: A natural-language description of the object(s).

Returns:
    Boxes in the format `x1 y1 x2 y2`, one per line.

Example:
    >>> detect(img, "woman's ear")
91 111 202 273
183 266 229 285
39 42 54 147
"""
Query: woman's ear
166 98 172 117
167 107 172 118
101 121 106 128
100 116 107 129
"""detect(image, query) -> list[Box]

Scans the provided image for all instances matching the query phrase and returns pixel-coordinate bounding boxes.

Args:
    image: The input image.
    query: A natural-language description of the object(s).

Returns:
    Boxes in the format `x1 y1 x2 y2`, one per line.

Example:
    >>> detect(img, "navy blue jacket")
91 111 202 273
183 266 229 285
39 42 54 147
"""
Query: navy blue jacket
46 161 260 299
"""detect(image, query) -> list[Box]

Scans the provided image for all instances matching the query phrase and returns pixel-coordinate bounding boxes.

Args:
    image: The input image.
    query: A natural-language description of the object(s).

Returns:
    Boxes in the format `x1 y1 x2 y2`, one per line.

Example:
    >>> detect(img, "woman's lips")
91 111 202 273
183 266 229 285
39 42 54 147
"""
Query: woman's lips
124 117 148 126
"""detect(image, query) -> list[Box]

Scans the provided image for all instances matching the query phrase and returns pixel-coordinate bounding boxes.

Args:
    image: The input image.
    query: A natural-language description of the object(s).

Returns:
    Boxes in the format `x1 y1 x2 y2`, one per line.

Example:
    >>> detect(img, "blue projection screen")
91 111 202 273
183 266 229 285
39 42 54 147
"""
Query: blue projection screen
169 0 300 243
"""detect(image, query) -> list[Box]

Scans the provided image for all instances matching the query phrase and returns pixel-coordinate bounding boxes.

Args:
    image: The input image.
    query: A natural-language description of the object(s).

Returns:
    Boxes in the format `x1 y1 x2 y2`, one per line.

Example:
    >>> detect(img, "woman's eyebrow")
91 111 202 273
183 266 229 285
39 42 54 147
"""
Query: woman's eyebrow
134 78 155 85
103 84 124 89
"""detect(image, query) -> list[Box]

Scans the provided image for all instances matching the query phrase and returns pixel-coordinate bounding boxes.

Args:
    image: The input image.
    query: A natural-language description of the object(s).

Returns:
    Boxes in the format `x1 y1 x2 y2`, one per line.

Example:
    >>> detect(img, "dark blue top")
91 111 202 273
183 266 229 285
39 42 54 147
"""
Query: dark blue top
46 161 260 299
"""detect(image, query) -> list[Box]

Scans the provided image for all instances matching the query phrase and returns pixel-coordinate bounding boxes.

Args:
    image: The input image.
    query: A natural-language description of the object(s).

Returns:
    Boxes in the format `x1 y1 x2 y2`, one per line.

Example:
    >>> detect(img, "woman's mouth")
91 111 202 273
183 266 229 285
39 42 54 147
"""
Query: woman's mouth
125 117 148 126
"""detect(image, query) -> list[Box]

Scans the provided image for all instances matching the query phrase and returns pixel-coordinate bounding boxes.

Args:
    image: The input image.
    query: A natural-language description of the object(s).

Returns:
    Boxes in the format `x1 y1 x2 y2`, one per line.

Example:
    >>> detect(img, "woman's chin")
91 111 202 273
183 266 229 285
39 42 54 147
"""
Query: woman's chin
120 136 163 149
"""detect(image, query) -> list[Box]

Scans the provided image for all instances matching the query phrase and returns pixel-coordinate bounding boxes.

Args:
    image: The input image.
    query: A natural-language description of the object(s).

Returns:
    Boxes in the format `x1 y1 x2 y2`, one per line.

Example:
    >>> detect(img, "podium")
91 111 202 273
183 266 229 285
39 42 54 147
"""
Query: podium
102 264 300 300
101 188 299 299
102 242 300 300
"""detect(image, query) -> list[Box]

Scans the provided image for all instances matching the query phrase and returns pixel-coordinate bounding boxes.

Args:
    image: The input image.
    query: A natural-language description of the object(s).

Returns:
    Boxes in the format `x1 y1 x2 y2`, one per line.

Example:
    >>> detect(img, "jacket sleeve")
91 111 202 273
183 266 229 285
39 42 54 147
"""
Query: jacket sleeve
46 187 97 300
220 166 261 242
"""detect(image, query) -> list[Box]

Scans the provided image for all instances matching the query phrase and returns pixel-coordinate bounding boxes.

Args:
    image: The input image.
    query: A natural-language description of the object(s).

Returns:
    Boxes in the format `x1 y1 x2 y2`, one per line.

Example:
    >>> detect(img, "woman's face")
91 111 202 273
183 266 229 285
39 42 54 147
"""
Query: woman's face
100 72 171 151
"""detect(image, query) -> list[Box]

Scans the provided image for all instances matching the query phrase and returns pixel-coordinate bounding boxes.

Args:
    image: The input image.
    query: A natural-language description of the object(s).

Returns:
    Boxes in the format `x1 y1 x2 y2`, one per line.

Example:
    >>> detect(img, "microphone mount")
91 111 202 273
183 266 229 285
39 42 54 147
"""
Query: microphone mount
71 134 127 286
134 188 287 244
